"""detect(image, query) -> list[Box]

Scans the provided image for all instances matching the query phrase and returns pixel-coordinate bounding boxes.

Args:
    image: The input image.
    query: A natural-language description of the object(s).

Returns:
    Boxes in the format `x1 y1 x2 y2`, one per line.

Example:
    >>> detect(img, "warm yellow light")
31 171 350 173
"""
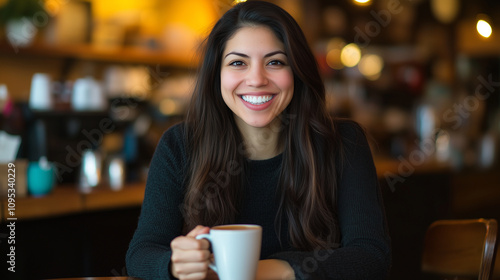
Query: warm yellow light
477 19 492 38
431 0 459 24
233 0 247 4
327 37 346 52
43 0 64 16
340 43 361 67
365 72 381 81
326 37 345 70
90 0 218 39
353 0 371 6
160 99 179 115
358 54 384 80
326 49 344 70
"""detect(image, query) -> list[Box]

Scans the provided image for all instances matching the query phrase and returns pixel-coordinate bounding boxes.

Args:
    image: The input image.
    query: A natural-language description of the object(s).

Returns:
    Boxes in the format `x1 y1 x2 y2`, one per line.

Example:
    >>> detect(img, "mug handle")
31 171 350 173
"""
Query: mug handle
195 234 218 274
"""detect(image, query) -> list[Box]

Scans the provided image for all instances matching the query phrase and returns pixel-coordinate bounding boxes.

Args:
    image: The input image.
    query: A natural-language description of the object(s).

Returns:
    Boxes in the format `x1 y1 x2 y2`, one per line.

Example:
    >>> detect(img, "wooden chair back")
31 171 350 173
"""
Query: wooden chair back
494 248 500 279
421 219 498 280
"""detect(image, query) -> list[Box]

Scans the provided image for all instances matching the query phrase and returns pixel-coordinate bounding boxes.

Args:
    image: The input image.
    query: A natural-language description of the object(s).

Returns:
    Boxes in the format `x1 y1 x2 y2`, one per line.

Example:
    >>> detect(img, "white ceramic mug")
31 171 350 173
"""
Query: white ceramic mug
196 224 262 280
29 73 53 110
72 77 107 111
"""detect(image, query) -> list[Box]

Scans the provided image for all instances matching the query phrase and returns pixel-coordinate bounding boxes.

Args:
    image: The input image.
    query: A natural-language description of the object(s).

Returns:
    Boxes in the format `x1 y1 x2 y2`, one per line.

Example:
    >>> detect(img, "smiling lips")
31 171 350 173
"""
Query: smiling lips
239 94 275 111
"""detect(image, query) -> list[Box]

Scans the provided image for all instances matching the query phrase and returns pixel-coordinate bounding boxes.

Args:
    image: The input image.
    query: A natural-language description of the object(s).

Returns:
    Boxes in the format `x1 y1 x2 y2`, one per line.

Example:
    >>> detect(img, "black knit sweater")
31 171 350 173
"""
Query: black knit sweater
126 121 391 279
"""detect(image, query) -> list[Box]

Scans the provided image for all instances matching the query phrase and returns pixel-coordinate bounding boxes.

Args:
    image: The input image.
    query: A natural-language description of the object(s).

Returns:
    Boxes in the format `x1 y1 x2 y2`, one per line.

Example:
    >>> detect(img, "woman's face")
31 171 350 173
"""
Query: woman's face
221 25 294 130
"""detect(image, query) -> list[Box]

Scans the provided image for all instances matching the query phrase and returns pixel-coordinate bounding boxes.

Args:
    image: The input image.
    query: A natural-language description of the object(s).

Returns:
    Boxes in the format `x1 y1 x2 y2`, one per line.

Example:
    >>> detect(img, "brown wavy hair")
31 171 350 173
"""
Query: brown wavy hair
184 0 341 250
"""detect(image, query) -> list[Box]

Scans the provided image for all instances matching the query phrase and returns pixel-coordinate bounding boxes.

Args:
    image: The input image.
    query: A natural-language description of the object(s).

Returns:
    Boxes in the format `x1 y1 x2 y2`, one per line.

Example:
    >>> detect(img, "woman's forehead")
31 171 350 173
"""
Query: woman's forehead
223 26 285 55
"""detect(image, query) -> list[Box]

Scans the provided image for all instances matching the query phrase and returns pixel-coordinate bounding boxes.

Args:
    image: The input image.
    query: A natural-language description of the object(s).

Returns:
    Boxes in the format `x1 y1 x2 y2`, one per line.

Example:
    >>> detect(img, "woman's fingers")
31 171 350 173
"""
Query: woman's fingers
179 272 209 280
187 225 210 237
172 225 210 250
170 226 213 279
171 235 210 251
171 261 210 279
171 248 211 263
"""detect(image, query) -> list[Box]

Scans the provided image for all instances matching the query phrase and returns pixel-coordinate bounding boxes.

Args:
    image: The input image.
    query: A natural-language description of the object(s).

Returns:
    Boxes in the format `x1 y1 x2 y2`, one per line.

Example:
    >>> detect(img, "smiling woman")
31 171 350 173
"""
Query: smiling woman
126 1 391 280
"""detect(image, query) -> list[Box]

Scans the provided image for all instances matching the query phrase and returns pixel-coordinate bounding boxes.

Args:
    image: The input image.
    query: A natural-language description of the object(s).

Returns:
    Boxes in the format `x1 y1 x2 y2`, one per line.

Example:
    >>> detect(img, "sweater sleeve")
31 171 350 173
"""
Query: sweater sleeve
126 124 187 280
269 121 391 279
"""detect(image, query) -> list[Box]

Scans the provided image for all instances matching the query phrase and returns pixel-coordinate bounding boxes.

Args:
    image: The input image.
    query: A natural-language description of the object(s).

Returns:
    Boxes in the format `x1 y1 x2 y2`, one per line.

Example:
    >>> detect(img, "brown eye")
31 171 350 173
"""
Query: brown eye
268 60 285 66
229 61 245 66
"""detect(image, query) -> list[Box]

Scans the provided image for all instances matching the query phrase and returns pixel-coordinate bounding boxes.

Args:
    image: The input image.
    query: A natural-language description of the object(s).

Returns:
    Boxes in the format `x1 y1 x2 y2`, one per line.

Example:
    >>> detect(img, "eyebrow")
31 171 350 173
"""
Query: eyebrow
224 50 287 59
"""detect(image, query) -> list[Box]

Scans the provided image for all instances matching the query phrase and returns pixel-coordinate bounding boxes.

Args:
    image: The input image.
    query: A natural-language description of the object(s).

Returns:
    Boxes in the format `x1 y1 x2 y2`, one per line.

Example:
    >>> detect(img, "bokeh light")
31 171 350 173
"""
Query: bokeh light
44 0 64 16
358 54 384 80
326 37 346 70
353 0 371 6
431 0 459 24
340 43 361 67
477 19 492 38
160 99 179 115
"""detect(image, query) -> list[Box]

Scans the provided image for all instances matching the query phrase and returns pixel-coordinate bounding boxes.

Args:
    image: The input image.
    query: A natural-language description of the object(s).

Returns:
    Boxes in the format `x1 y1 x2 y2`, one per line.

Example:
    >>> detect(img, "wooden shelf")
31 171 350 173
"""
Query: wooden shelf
0 157 453 221
1 183 145 221
2 187 83 220
0 42 199 68
83 183 146 212
374 156 451 178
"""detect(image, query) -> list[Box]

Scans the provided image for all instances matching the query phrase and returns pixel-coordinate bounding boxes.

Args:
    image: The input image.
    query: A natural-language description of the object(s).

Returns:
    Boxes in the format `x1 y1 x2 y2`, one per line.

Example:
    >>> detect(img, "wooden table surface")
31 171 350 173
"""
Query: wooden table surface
45 277 142 280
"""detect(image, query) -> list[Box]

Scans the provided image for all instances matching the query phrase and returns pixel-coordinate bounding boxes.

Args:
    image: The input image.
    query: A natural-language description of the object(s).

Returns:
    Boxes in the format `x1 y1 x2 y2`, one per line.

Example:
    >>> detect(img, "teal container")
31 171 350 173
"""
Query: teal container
27 161 55 196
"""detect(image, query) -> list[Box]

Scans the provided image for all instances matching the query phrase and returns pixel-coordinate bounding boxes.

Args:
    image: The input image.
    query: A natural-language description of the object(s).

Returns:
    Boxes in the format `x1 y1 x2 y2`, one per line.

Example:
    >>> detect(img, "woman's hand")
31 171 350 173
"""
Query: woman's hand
170 225 218 280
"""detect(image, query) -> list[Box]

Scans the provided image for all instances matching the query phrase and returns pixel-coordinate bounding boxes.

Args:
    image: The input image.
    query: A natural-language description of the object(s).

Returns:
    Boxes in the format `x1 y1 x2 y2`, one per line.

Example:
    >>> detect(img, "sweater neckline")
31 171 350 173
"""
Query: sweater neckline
247 153 283 170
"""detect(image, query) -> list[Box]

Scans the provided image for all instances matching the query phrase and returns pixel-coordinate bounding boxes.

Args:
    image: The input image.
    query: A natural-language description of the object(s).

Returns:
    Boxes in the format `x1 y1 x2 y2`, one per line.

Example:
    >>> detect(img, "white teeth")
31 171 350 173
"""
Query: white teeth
241 95 273 105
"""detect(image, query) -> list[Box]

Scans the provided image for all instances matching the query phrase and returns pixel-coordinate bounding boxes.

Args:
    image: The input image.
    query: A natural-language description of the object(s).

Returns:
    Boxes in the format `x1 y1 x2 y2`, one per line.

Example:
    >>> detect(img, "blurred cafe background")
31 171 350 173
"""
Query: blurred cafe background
0 0 499 279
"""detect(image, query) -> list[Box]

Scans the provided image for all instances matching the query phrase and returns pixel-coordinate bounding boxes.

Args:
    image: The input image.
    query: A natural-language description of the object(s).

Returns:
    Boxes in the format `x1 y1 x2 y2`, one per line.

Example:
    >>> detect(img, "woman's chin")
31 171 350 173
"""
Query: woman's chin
243 119 274 129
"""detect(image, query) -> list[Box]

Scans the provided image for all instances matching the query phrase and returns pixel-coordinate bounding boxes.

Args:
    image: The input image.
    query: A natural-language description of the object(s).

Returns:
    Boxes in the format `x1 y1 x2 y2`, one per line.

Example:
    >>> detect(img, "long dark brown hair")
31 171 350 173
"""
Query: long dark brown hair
184 0 341 250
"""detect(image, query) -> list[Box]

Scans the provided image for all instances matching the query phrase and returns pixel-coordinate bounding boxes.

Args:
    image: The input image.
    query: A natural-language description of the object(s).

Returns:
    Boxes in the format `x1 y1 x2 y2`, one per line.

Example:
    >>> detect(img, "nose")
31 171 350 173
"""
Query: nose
245 65 268 87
